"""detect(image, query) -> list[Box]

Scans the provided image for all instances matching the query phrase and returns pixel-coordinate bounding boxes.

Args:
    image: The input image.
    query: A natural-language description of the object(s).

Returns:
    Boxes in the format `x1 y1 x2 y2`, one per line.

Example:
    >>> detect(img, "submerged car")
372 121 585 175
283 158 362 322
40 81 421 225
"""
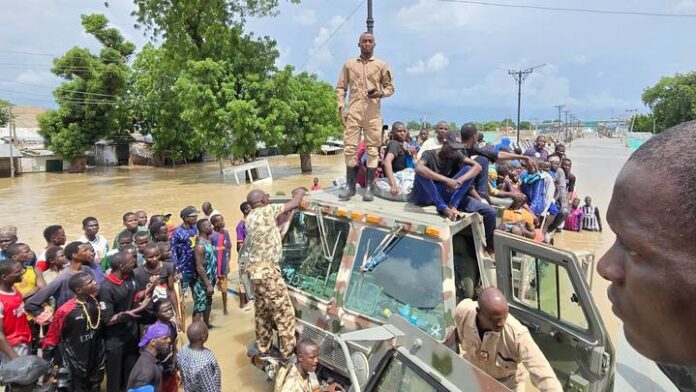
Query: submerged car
245 188 614 391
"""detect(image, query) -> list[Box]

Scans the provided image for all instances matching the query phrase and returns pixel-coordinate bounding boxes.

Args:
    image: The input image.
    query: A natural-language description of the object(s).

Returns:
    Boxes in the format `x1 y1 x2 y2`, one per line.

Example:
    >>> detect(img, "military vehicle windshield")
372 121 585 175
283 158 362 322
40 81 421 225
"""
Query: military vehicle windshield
345 228 445 340
280 211 349 300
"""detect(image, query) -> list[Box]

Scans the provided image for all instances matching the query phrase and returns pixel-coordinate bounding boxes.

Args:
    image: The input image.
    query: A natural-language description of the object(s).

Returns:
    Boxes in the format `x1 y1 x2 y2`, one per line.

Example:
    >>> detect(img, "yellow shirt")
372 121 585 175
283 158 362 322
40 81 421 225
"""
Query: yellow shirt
15 266 37 298
503 208 535 228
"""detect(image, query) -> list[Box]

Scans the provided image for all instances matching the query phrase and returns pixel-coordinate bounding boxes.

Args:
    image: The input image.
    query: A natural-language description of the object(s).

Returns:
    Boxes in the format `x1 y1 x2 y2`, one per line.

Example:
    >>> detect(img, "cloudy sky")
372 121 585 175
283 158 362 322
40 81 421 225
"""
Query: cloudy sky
1 0 695 124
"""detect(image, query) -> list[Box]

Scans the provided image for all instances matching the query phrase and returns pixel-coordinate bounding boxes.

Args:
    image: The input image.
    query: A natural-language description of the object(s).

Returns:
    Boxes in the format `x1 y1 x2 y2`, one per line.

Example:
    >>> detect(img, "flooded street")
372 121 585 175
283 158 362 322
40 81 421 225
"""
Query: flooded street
0 137 654 390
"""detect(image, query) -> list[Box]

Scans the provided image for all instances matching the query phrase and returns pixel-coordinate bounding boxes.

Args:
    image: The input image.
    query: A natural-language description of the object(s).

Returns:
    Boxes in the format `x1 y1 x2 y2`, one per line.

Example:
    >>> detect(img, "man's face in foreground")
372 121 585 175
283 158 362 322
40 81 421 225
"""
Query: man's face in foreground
598 160 696 364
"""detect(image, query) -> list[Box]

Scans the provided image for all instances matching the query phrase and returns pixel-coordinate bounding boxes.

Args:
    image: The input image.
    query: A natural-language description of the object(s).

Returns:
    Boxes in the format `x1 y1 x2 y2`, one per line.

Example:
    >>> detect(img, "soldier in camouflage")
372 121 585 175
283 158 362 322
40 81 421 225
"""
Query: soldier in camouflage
245 188 306 358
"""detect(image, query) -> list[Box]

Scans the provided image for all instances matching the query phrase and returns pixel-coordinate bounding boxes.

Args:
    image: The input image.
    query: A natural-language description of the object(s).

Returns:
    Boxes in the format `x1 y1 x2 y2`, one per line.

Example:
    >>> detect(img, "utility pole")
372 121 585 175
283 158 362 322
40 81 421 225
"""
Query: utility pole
366 0 374 33
554 104 564 142
7 105 15 178
506 64 545 143
563 110 571 143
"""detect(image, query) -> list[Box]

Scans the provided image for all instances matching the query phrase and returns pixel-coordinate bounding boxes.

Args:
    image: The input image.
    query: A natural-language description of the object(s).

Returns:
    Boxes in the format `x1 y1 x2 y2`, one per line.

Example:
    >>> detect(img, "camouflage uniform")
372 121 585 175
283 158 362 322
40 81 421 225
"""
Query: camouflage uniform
274 363 319 392
454 299 562 392
246 203 296 358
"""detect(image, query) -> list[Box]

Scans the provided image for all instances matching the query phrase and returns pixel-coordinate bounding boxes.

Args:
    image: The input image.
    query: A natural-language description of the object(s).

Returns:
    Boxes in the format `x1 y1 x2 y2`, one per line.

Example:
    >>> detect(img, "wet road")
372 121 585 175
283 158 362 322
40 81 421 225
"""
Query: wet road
0 137 671 391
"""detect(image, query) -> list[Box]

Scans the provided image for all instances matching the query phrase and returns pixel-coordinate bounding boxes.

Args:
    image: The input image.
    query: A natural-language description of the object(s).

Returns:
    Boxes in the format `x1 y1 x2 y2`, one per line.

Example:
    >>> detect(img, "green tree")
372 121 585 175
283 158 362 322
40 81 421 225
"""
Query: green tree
130 0 297 162
0 99 10 127
449 122 458 131
270 67 342 172
500 118 514 129
38 14 133 168
520 121 532 130
483 121 500 132
631 113 655 133
642 72 696 132
406 120 421 130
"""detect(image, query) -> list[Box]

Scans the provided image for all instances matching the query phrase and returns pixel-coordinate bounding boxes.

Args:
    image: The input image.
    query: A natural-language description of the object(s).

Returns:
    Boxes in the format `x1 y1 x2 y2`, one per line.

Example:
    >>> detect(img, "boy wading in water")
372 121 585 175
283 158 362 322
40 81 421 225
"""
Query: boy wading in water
210 214 231 315
193 219 216 327
43 272 105 391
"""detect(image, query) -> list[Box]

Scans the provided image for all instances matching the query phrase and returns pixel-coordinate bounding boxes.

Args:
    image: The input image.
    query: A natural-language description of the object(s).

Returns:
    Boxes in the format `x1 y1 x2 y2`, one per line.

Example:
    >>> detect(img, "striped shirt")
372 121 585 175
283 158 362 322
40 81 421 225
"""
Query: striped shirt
581 205 602 231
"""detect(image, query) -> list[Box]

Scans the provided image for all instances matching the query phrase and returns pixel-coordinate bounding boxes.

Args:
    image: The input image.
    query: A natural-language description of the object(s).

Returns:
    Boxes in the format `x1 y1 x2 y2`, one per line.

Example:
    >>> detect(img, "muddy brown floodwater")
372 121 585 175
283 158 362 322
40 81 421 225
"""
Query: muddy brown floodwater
0 138 634 391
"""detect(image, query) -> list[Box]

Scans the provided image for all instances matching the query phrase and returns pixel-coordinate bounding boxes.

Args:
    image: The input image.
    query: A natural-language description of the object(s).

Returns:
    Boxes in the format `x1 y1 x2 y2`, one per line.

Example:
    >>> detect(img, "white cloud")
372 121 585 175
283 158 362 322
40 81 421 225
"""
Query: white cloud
674 0 696 10
305 15 345 72
295 9 317 26
406 52 450 75
276 46 292 68
572 55 589 65
15 70 56 86
395 0 491 31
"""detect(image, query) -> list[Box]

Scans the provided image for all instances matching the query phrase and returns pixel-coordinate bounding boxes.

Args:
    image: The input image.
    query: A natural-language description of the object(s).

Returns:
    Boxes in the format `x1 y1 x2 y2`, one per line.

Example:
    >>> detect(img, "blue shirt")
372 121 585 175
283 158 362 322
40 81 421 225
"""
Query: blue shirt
170 225 197 277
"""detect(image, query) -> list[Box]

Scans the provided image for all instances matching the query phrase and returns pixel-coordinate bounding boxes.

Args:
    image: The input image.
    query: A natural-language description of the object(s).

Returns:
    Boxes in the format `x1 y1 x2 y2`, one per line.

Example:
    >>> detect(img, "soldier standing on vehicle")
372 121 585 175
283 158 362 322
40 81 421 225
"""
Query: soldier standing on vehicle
245 188 306 359
453 288 562 392
336 32 394 202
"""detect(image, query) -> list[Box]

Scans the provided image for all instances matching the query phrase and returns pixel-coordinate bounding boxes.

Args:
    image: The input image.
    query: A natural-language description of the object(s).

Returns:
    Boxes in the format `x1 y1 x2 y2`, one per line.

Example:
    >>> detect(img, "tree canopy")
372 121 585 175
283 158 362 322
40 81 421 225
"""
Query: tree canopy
0 99 10 127
38 14 134 160
642 72 696 133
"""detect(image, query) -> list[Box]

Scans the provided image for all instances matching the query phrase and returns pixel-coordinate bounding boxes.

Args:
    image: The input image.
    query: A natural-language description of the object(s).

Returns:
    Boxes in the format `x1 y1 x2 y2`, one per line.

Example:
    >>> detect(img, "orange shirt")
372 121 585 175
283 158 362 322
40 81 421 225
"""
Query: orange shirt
502 208 535 228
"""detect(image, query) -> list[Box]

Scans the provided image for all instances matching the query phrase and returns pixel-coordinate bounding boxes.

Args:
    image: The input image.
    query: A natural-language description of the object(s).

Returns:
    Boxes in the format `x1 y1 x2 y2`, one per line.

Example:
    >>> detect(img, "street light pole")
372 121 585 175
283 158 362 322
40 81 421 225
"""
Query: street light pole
506 63 545 143
554 104 564 141
366 0 374 33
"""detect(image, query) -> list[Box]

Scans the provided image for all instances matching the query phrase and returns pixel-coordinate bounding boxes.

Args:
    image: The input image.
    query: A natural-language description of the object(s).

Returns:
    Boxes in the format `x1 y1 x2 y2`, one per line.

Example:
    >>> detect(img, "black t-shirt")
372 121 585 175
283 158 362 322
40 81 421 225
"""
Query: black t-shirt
385 140 407 174
98 275 139 349
127 351 162 392
463 146 498 162
419 149 466 177
133 262 174 325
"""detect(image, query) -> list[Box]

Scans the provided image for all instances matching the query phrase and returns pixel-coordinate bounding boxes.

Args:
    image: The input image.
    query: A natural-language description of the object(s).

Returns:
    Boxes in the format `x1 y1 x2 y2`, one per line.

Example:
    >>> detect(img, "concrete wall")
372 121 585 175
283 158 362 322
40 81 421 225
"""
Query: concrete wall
95 144 119 166
0 158 19 177
19 156 68 173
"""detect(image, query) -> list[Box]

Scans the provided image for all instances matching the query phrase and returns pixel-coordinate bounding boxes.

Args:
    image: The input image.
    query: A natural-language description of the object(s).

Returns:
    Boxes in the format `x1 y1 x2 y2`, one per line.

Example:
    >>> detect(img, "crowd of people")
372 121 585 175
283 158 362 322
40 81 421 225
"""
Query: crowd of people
0 203 234 391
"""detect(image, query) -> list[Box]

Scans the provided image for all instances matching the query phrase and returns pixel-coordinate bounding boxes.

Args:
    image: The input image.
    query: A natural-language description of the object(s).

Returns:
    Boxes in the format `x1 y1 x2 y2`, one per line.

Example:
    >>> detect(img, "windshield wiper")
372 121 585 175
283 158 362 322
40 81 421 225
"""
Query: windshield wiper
360 224 404 272
315 207 344 289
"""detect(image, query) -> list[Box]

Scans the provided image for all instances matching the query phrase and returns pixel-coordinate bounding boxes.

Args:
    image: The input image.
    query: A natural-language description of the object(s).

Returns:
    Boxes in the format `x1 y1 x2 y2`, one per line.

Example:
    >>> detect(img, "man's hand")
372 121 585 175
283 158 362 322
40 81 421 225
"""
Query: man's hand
446 178 460 191
339 109 347 127
524 156 538 171
367 90 383 99
206 284 214 296
511 193 526 203
390 181 398 196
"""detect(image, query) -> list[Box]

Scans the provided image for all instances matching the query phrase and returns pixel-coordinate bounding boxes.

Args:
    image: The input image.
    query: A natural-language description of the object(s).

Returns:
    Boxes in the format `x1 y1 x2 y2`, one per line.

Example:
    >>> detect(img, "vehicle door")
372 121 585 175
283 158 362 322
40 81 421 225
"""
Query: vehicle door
494 231 614 392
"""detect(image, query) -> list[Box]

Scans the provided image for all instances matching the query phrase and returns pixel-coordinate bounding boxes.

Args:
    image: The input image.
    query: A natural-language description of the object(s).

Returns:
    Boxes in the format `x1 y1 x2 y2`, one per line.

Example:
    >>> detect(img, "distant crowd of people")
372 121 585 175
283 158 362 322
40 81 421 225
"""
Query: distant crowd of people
0 203 234 391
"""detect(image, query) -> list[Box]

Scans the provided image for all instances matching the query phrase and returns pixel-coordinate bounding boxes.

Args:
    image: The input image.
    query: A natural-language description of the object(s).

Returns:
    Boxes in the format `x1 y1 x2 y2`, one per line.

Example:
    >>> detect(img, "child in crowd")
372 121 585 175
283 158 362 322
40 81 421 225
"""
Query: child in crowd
7 243 46 299
210 215 231 315
0 260 31 364
177 321 221 392
581 196 603 232
37 225 67 271
43 272 104 391
236 202 253 310
565 198 585 232
102 231 133 272
43 246 67 285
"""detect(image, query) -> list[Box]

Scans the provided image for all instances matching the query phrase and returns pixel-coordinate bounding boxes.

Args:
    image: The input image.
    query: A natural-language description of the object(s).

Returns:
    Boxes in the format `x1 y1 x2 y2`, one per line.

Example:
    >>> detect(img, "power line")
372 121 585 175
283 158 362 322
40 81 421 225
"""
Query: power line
436 0 696 18
0 80 123 98
301 0 367 70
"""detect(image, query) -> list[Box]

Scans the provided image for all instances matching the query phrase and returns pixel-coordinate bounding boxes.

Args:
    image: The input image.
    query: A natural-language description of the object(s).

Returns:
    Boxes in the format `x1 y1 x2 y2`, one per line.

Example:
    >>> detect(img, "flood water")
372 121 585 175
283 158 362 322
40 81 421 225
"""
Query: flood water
0 137 636 391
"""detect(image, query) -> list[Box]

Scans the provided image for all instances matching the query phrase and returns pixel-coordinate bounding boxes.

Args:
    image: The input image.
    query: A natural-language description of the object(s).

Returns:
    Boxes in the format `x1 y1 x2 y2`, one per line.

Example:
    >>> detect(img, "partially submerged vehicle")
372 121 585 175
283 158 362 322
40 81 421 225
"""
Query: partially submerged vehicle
245 188 614 391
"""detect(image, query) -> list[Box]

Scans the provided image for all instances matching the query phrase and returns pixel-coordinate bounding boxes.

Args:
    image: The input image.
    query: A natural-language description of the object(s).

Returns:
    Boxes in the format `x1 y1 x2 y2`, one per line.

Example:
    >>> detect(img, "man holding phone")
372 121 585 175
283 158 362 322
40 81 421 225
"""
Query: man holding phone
336 32 395 202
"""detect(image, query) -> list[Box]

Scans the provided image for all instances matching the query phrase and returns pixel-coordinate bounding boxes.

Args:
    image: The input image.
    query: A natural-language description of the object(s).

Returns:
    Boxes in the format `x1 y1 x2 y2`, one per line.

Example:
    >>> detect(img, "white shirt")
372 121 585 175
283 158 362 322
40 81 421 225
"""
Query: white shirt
78 234 110 262
417 138 443 160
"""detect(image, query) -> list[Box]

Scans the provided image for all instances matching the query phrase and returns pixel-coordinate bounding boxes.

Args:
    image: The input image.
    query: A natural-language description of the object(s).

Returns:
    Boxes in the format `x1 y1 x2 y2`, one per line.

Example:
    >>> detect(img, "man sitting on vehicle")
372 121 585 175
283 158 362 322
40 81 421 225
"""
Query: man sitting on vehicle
417 121 448 159
523 135 549 161
274 339 321 392
453 288 562 391
374 121 415 201
501 195 537 240
460 123 535 204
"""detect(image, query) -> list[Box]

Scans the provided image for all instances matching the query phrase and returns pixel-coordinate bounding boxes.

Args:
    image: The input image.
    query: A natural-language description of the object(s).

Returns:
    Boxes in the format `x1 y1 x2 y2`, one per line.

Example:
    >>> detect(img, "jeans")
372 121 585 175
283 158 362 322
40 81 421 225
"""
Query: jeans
460 196 497 249
411 165 476 213
473 156 490 200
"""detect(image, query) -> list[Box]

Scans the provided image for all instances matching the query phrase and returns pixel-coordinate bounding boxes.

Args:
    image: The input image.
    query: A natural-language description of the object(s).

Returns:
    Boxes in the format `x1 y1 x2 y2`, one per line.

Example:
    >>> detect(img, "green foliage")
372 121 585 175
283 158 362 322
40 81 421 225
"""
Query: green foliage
38 14 133 159
500 118 515 128
449 122 457 131
631 113 655 133
642 72 696 133
0 99 10 127
519 121 532 130
406 120 421 130
482 121 499 132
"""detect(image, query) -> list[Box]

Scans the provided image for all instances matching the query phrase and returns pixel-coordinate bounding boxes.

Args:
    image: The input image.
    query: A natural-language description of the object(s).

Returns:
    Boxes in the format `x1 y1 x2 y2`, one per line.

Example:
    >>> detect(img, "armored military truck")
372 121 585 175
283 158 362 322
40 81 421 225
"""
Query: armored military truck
245 188 614 391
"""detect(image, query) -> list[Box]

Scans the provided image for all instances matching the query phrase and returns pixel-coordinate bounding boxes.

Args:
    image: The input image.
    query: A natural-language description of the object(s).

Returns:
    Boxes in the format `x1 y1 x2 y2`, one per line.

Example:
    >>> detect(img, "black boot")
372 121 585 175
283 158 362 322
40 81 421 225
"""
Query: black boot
339 166 357 201
363 167 375 201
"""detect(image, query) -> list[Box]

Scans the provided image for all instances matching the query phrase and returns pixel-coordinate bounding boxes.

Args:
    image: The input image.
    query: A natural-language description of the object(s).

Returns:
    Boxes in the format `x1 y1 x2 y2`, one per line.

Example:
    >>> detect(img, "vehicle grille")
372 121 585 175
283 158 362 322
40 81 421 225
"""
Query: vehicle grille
300 324 348 371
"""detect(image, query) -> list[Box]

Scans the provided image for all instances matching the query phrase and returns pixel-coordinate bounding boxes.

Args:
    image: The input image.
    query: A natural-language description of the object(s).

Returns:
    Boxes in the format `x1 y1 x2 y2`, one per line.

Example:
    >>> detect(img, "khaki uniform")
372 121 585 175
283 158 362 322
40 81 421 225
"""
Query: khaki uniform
454 299 562 392
246 204 296 358
274 363 319 392
336 56 394 168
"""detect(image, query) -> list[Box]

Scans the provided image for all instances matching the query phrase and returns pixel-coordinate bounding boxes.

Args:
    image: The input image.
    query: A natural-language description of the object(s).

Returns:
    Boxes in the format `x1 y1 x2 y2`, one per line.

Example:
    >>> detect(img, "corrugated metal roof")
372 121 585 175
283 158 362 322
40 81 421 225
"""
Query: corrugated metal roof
0 144 21 158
